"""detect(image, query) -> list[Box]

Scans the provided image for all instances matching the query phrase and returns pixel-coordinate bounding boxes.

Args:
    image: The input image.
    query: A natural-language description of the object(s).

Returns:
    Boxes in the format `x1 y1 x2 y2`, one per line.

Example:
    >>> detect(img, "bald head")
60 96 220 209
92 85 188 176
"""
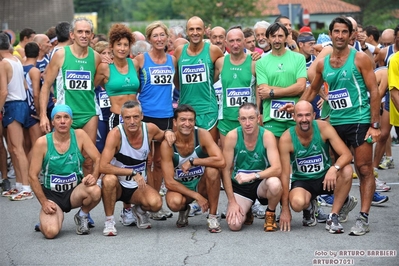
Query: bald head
33 34 51 54
210 26 226 51
133 31 145 41
186 16 204 29
380 29 395 46
294 100 313 115
346 17 358 31
33 34 48 44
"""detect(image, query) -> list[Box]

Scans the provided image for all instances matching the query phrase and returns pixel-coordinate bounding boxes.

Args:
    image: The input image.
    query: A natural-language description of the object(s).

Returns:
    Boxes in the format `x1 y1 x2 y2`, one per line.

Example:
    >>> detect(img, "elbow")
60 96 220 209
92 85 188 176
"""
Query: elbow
218 158 226 169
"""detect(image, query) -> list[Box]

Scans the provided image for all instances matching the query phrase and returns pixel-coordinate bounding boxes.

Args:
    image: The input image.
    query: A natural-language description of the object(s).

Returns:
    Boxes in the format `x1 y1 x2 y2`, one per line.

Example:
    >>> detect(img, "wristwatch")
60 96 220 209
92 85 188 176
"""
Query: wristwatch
131 169 138 176
269 89 274 98
254 173 261 179
333 165 340 172
189 157 195 166
361 45 369 51
370 122 380 129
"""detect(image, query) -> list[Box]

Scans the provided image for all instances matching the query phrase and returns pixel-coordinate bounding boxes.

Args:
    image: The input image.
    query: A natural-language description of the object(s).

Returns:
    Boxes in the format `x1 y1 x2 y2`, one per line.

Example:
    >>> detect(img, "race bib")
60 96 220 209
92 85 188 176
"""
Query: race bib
149 66 173 85
181 64 207 84
123 162 146 182
99 91 110 108
328 88 352 110
175 165 204 183
65 70 91 90
50 173 78 192
226 87 251 107
270 100 294 120
235 169 260 184
296 154 324 173
214 86 222 106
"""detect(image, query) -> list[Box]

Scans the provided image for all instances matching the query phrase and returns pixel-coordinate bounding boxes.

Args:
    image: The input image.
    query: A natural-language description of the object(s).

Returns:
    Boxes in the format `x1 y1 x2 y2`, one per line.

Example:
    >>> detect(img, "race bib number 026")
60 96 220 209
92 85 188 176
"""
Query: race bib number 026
65 70 91 90
181 64 207 84
270 100 295 120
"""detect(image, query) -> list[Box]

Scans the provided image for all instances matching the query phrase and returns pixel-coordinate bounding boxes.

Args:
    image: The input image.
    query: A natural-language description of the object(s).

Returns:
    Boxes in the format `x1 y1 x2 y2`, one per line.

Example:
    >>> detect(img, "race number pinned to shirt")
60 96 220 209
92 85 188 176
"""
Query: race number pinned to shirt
296 154 324 173
65 70 91 90
50 172 78 192
181 64 207 84
99 91 110 108
270 100 294 120
226 87 251 107
123 162 147 182
328 88 352 110
175 165 204 183
149 66 173 85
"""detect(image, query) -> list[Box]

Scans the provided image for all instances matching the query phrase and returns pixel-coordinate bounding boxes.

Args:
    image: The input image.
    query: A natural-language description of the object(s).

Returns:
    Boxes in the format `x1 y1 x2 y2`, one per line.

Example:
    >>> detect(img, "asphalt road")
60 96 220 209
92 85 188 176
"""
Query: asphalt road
1 148 398 266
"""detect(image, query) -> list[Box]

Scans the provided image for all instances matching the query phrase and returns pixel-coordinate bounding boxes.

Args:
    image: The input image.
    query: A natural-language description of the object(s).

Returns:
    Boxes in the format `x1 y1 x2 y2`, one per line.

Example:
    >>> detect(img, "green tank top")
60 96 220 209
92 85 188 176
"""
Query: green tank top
322 48 370 126
178 42 218 114
221 54 256 120
105 59 140 97
42 129 85 191
57 46 97 119
289 121 331 181
232 126 269 184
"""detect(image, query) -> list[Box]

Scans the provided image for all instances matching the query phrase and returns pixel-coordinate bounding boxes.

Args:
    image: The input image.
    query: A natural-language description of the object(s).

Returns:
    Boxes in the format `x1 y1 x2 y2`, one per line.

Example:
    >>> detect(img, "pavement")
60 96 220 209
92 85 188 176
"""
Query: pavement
1 148 399 266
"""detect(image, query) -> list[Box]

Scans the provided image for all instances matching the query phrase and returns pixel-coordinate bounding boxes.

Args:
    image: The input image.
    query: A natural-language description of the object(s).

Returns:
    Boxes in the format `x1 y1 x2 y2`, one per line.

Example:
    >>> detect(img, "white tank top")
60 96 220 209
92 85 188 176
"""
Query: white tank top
110 122 150 188
4 57 26 102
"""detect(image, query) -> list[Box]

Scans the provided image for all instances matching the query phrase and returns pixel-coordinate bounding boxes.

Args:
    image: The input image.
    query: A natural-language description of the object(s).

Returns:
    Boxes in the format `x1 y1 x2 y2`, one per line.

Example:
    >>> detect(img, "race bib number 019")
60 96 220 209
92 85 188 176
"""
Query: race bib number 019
99 91 110 108
270 100 294 120
149 66 173 85
175 165 204 183
65 70 91 90
50 172 78 192
328 88 352 110
296 154 324 173
181 64 207 84
226 87 251 107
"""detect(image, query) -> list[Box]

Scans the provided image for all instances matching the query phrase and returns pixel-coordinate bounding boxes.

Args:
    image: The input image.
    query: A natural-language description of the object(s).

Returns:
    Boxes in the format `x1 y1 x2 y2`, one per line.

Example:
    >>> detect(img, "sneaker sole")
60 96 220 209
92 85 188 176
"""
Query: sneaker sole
176 222 188 228
208 228 222 233
74 215 90 235
150 216 167 221
349 229 370 236
371 196 389 206
103 231 117 236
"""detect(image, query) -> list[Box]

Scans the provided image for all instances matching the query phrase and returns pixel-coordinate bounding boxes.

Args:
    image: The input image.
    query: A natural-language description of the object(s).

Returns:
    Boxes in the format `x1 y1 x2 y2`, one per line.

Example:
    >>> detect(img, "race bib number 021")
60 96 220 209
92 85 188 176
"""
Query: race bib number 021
65 70 91 90
149 66 173 85
296 154 324 173
328 88 352 110
270 100 295 120
50 172 78 192
226 87 251 107
181 64 207 84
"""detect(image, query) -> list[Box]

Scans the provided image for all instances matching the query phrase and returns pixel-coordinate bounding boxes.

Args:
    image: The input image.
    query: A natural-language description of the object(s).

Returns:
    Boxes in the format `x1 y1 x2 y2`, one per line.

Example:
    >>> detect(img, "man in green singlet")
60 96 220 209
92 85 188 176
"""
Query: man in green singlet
279 101 356 234
29 105 101 239
221 103 282 232
160 104 225 233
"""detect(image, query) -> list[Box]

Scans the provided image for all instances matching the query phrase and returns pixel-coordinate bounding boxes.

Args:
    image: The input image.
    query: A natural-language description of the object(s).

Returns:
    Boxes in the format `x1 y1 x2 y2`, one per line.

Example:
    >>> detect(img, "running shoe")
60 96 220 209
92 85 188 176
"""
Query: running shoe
103 219 117 236
120 208 136 226
349 215 370 236
188 201 202 217
378 157 394 170
339 195 358 223
317 195 334 207
132 205 151 229
88 212 95 228
302 199 317 227
74 210 90 235
252 202 266 219
326 213 344 234
375 179 391 192
264 211 277 232
207 215 222 233
1 179 10 192
149 209 167 220
176 205 190 228
316 207 329 223
371 192 389 206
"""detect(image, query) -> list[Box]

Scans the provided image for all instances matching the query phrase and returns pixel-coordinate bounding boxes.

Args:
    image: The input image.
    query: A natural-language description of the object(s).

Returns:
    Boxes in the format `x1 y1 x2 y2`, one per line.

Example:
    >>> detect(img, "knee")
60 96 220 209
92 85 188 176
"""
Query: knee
339 165 353 182
166 194 184 212
205 167 220 182
41 225 60 239
87 185 102 201
148 194 162 211
356 164 373 178
101 175 118 189
228 223 243 231
265 177 282 196
290 196 307 212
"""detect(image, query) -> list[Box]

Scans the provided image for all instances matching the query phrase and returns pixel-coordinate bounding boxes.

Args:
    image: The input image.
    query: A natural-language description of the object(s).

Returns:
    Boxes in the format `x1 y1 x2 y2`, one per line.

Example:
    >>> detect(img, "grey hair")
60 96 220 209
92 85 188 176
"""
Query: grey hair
131 40 151 56
70 17 94 33
170 25 186 39
121 100 142 115
254 21 270 30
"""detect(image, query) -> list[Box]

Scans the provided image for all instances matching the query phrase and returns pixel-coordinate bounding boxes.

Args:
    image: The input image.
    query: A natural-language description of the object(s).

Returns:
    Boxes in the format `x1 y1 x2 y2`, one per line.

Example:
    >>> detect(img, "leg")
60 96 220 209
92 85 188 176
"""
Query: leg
28 123 43 160
257 177 282 211
131 185 162 212
331 164 353 214
208 124 219 144
70 182 102 213
101 174 122 216
372 110 391 169
39 203 64 239
289 187 311 212
227 194 253 231
197 167 220 215
81 116 99 176
0 125 8 181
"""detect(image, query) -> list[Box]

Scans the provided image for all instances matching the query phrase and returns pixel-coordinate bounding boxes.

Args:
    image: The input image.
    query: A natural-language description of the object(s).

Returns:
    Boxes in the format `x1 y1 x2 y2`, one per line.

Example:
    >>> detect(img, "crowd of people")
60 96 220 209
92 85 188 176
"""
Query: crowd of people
0 14 397 238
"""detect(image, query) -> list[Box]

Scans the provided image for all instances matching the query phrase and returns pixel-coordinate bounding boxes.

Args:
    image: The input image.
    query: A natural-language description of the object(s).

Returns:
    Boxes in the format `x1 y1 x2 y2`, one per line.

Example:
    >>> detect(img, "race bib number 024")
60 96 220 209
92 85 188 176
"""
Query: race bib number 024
181 64 207 84
65 70 91 90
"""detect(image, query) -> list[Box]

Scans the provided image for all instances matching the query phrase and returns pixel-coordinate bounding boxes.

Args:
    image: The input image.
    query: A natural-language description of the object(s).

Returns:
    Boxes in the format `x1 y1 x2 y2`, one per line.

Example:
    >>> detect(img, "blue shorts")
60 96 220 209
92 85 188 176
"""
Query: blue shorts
2 101 29 128
96 120 109 153
384 91 389 112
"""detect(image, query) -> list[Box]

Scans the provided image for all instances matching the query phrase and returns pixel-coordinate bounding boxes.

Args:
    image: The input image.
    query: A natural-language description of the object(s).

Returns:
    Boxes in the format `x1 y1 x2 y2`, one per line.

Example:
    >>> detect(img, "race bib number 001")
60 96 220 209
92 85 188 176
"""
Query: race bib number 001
149 66 173 85
328 88 352 110
226 87 251 107
50 172 78 192
181 64 207 84
296 154 324 173
270 100 294 120
65 70 91 90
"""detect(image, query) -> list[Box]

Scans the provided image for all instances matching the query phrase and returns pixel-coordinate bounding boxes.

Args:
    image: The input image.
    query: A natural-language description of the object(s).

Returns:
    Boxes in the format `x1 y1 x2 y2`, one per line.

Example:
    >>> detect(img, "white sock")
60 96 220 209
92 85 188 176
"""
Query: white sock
22 185 32 192
106 215 114 221
136 205 145 214
79 209 88 217
16 182 23 191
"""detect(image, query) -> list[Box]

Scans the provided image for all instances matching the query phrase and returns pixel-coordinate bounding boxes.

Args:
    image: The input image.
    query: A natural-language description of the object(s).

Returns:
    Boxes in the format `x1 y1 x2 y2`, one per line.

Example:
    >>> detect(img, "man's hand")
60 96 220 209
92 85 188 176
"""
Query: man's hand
42 199 57 215
180 160 192 173
226 201 244 226
278 103 295 114
279 208 292 232
196 195 209 213
364 127 381 143
134 173 146 189
323 167 337 191
164 130 176 147
258 86 271 100
40 116 51 134
234 172 255 184
82 174 97 186
250 52 261 61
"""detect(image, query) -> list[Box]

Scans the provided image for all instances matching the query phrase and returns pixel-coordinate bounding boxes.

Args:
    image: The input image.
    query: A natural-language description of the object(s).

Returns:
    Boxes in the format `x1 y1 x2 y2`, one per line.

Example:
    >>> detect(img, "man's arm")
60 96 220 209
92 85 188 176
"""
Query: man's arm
375 68 388 101
94 63 109 87
193 128 225 169
375 47 387 67
210 44 224 63
30 67 42 118
39 50 64 133
278 130 293 231
0 61 8 111
160 139 206 202
213 57 223 83
148 123 175 147
222 130 244 225
301 60 325 103
76 129 101 182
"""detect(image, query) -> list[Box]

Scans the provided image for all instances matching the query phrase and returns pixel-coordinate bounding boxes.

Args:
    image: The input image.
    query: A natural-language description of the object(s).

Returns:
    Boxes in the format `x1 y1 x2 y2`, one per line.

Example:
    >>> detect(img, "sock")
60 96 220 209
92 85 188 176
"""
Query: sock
22 185 32 192
306 202 313 211
136 205 145 214
266 207 275 212
106 215 114 221
16 182 22 191
386 156 392 160
79 209 88 217
208 214 217 219
360 212 369 223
